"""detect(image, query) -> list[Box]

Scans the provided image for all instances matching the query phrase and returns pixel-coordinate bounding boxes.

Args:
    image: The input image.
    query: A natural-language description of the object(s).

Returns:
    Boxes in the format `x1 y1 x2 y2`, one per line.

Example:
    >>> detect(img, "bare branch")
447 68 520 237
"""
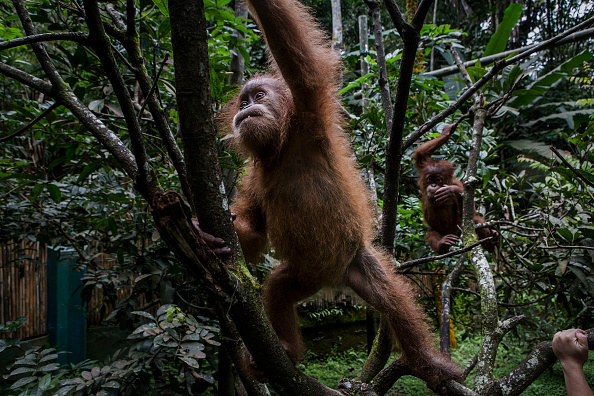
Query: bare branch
550 146 594 188
0 62 52 95
426 27 594 79
137 53 169 122
440 254 466 357
364 0 392 131
118 28 194 212
0 32 88 51
477 220 543 232
489 341 556 396
0 102 60 143
411 0 434 30
539 244 594 251
380 0 421 252
398 237 493 269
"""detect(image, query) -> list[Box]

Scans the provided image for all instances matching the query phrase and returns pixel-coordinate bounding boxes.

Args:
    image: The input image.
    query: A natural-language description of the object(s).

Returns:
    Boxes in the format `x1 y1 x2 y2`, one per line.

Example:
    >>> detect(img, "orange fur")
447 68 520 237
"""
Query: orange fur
413 125 498 254
222 0 462 390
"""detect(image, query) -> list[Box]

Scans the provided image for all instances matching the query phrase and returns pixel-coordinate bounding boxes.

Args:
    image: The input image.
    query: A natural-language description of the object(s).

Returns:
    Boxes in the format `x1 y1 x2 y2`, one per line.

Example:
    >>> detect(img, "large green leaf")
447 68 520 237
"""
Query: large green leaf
484 3 523 57
512 52 592 107
152 0 169 17
47 184 62 203
505 139 555 158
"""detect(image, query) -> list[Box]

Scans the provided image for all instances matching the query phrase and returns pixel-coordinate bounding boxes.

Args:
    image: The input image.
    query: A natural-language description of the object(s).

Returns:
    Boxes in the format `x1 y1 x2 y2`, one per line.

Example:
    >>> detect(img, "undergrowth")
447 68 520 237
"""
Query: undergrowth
301 333 594 395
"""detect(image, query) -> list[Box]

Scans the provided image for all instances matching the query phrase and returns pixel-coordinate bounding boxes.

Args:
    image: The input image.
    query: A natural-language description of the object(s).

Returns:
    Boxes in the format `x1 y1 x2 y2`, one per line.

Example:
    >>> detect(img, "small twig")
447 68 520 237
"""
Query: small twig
463 353 479 379
477 220 543 232
498 291 558 307
504 228 540 239
0 102 60 142
453 287 480 298
112 43 136 72
137 53 170 122
92 111 155 124
550 146 594 188
175 291 216 312
54 220 98 271
440 253 466 357
539 244 594 251
398 237 493 269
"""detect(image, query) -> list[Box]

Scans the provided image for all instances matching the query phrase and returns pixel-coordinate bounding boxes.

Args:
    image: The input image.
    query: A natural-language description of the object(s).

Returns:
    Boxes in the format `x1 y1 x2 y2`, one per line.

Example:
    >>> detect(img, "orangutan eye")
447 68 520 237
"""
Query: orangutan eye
255 92 266 100
239 101 248 109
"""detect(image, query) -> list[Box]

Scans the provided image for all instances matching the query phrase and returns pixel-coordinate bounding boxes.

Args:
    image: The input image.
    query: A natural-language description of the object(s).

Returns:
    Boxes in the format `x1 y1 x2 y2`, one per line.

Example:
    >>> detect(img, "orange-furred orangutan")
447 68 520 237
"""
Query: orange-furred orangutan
413 124 499 254
220 0 462 391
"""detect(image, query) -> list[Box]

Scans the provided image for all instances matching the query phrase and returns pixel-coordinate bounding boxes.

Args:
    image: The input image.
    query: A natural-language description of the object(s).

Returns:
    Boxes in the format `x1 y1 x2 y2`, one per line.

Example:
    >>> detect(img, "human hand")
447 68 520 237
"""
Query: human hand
552 329 589 369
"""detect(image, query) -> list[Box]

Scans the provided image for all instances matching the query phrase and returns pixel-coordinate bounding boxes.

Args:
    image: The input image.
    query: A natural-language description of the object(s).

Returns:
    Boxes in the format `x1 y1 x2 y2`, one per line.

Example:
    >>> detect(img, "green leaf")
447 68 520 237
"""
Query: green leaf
38 363 60 372
0 25 23 40
77 162 101 183
569 266 588 285
132 311 156 321
47 184 62 203
556 228 574 244
31 183 43 203
152 0 169 17
9 367 35 376
88 99 104 112
578 227 594 240
157 17 171 37
38 373 52 391
484 3 523 57
10 376 38 389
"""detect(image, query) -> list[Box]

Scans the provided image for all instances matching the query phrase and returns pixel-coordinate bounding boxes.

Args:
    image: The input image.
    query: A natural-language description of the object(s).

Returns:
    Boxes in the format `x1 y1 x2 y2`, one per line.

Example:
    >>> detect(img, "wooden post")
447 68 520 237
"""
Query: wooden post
331 0 343 53
358 15 369 110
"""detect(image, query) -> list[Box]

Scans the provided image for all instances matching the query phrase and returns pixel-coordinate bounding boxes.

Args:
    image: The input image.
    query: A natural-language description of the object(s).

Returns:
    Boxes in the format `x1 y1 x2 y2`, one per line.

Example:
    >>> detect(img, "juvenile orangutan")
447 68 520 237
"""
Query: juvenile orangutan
221 0 462 390
413 124 499 254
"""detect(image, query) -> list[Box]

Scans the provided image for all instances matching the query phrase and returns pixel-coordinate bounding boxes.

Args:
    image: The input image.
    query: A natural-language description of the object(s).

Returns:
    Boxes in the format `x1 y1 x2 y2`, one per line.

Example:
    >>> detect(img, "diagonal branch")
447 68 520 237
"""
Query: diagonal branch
0 62 52 94
398 237 493 269
550 146 594 188
0 102 60 143
120 8 194 213
0 32 88 51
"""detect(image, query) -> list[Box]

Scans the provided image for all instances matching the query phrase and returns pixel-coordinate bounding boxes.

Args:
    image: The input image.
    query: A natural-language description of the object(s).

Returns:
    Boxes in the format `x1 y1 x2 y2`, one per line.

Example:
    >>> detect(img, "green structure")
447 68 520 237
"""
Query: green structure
47 247 86 365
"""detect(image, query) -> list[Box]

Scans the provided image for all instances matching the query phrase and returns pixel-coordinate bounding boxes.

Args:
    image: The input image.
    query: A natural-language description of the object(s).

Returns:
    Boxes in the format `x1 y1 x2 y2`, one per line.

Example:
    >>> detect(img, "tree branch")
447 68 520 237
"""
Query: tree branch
440 254 466 357
425 27 594 79
364 0 393 132
0 32 88 51
539 244 594 251
0 102 60 143
380 0 428 252
118 28 194 213
0 62 52 95
550 146 594 188
398 237 492 269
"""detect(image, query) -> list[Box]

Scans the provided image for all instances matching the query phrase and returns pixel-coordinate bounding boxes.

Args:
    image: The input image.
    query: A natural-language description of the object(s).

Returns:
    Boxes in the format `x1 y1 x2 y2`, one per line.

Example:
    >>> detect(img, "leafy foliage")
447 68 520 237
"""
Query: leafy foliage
1 305 220 395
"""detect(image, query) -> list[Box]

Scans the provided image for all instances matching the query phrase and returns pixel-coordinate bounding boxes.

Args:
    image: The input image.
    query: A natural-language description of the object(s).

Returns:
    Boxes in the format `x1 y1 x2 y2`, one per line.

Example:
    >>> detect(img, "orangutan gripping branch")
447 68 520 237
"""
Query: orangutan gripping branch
413 124 499 254
221 0 462 390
